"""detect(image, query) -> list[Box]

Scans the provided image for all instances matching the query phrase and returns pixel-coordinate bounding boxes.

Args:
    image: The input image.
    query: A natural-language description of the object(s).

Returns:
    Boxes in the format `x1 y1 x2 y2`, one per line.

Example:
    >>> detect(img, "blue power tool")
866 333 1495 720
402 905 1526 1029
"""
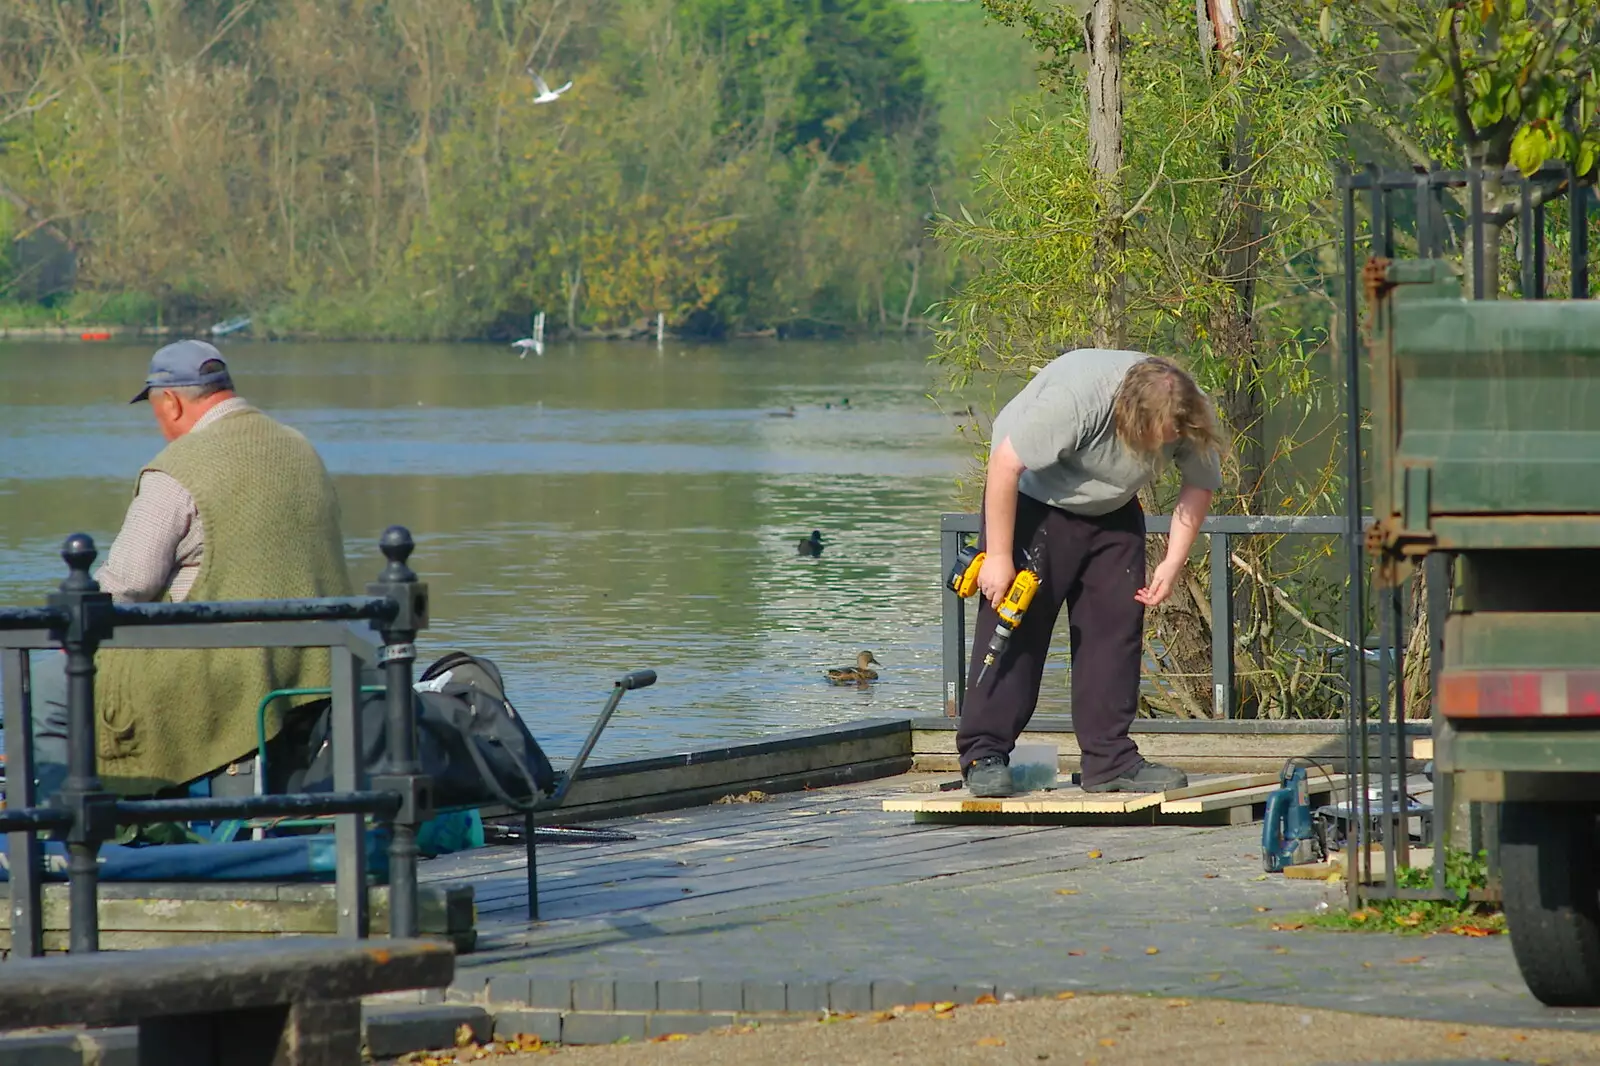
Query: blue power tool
1261 758 1329 873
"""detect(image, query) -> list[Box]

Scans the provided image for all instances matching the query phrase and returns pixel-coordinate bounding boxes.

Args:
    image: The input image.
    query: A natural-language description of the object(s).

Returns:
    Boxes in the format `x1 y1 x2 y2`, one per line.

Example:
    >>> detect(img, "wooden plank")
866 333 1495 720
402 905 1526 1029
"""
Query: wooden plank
882 789 1165 815
1159 775 1347 813
1149 772 1280 801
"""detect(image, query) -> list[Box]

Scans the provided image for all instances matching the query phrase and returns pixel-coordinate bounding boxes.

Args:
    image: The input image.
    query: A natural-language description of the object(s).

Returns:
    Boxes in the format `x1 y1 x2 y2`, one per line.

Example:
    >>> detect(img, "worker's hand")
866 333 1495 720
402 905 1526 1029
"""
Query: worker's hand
977 554 1018 610
1135 558 1184 607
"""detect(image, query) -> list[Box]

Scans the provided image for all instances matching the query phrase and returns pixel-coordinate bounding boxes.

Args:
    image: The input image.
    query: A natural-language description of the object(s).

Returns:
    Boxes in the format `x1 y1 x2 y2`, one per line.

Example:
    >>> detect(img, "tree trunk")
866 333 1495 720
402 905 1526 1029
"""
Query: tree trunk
1085 0 1125 349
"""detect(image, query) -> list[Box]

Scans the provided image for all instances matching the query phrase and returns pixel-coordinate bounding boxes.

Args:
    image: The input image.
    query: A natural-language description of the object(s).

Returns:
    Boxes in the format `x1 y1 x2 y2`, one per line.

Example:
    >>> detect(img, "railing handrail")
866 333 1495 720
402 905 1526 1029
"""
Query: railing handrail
939 511 1366 720
0 596 399 634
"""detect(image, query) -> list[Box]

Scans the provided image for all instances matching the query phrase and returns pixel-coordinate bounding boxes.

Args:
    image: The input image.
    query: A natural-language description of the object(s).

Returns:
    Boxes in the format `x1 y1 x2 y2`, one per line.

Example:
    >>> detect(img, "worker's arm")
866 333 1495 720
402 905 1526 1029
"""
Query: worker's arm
977 435 1027 609
1136 484 1213 607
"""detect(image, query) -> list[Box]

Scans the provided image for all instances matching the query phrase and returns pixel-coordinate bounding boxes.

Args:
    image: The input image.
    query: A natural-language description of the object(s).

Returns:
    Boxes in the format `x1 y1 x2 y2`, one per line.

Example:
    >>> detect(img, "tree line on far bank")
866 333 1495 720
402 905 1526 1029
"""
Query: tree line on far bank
0 0 1013 339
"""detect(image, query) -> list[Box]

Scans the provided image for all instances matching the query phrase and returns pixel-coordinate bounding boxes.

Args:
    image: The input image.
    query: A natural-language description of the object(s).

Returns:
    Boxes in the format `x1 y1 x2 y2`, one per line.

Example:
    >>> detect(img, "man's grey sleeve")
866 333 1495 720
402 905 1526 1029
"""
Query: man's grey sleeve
94 471 194 603
994 387 1085 471
1175 440 1224 492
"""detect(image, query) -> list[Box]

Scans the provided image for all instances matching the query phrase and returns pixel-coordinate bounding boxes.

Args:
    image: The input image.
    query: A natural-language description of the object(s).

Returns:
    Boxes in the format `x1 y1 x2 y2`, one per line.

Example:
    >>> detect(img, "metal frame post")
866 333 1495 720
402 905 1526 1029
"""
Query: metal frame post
2 650 42 957
367 527 431 941
1572 168 1590 300
47 536 117 954
330 645 368 939
1209 532 1234 718
1340 172 1370 910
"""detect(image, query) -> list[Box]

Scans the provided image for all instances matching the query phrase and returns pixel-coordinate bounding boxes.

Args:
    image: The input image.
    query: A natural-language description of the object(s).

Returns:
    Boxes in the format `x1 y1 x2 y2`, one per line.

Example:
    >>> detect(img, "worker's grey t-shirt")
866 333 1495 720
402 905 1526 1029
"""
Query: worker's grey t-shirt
990 348 1223 516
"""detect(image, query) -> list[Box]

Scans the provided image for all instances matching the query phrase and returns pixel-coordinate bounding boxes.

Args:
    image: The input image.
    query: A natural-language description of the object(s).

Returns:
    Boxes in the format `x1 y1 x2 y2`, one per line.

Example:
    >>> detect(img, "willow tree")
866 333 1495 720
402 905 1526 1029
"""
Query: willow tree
938 0 1356 718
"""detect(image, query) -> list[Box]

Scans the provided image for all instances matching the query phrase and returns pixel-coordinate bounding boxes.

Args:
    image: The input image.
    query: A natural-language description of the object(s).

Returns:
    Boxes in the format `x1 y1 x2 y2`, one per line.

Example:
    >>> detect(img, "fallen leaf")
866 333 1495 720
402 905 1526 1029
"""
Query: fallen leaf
1056 991 1077 1000
1145 946 1160 955
871 1011 896 1023
1445 1032 1465 1042
1254 906 1271 913
1099 1038 1117 1047
1203 873 1219 879
1270 946 1291 955
1397 956 1424 965
1204 973 1222 982
974 993 999 1005
905 1002 934 1013
1167 999 1191 1008
456 1023 475 1047
1056 889 1079 895
1515 1035 1529 1042
1270 922 1305 932
934 1002 957 1014
1251 874 1270 881
977 1037 1006 1047
1361 962 1373 969
1101 946 1113 953
1088 850 1103 859
514 1035 542 1050
651 1033 691 1042
1450 924 1500 937
1068 950 1085 957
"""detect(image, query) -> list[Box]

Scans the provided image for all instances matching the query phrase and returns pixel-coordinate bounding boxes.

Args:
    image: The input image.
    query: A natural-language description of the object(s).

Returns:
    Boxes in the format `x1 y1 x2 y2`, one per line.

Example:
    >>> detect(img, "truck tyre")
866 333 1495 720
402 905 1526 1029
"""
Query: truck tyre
1501 800 1600 1007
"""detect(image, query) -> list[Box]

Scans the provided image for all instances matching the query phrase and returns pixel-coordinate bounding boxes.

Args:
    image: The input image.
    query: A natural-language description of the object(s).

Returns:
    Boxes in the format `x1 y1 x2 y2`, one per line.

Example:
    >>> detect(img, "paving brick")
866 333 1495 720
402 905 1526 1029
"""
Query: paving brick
656 978 701 1012
871 979 917 1011
785 981 829 1013
741 979 787 1013
448 972 491 1003
954 982 998 1003
486 974 532 1006
699 979 744 1012
828 980 873 1013
614 979 658 1012
528 977 574 1010
646 1012 738 1037
363 1005 491 1059
493 1009 563 1044
560 1011 648 1045
571 978 616 1012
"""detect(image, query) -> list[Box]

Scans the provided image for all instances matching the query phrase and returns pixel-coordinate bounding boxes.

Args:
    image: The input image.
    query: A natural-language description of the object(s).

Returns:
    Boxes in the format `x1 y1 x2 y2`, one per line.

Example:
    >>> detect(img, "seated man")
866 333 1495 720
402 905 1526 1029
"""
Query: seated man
23 340 352 799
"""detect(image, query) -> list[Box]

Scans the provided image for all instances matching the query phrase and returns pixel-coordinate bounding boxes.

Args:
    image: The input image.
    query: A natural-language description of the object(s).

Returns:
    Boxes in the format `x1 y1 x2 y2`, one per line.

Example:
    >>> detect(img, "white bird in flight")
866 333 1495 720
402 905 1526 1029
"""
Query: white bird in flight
529 71 572 104
511 337 544 358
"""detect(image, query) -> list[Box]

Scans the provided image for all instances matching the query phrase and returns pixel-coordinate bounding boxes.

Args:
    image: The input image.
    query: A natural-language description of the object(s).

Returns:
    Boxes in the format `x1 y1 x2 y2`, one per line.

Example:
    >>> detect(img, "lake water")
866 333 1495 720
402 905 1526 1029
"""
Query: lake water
1 338 1065 762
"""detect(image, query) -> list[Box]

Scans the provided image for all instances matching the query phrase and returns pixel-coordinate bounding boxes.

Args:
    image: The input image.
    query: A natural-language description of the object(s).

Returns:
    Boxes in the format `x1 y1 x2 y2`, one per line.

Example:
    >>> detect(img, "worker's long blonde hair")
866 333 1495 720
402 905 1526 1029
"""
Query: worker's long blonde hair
1112 356 1225 466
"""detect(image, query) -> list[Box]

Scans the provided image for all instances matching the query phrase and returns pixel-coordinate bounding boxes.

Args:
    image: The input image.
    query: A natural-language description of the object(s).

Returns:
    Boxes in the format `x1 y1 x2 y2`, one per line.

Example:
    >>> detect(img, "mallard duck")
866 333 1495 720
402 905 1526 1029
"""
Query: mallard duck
825 650 880 684
797 530 825 556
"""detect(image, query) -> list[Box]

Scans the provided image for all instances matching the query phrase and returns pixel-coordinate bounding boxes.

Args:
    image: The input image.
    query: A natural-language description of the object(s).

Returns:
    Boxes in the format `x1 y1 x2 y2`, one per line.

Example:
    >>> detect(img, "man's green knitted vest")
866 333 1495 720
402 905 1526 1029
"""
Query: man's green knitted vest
95 405 352 794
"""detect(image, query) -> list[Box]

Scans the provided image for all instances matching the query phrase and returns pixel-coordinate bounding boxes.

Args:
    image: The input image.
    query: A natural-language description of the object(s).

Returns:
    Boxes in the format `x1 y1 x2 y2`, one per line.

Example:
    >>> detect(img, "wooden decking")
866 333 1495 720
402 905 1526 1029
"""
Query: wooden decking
427 773 1103 945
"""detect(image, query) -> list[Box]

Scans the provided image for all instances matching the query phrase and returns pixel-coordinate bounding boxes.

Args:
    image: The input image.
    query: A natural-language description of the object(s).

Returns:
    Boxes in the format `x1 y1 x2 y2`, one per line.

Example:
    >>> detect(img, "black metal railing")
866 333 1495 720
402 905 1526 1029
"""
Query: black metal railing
940 511 1374 720
0 526 432 957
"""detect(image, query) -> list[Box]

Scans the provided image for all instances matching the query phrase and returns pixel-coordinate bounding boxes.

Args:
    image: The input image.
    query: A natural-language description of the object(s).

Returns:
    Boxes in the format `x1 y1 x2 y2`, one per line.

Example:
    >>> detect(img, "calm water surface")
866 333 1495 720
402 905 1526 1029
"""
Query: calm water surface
1 339 1066 762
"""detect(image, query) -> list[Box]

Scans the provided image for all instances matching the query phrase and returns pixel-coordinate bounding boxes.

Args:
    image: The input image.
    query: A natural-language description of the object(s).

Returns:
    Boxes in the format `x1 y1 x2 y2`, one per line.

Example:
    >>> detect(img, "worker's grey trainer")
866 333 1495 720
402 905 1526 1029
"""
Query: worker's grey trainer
964 755 1015 797
1082 760 1187 793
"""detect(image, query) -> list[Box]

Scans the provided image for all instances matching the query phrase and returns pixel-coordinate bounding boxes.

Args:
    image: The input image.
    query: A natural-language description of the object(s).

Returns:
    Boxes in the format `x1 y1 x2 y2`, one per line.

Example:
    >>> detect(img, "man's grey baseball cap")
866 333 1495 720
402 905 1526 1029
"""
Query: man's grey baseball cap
130 340 233 403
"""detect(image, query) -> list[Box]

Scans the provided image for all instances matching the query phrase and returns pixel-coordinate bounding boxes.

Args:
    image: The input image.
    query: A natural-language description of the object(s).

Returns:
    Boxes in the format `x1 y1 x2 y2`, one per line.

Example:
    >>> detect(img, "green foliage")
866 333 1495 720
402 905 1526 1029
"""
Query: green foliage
1366 0 1600 175
0 0 1030 337
1300 850 1503 935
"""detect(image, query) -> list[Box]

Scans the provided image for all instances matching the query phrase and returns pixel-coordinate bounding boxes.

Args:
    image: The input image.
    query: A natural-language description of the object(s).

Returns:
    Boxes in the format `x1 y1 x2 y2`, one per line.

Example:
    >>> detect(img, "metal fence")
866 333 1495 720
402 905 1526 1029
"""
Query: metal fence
0 527 431 956
940 511 1372 719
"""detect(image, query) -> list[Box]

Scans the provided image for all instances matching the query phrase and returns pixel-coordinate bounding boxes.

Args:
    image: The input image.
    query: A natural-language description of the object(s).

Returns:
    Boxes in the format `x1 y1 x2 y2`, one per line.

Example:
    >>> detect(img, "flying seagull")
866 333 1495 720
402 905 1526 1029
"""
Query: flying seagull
529 71 572 104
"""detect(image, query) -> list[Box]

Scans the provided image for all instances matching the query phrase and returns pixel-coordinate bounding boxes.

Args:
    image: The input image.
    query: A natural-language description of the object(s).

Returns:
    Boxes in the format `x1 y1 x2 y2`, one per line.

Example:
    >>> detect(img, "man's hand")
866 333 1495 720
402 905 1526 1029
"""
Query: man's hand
1135 558 1184 607
977 554 1018 610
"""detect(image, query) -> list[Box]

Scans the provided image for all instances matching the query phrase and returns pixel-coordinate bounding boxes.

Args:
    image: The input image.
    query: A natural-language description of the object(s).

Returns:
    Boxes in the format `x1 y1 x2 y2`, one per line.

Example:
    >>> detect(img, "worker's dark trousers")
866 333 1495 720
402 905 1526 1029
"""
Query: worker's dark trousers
955 491 1147 788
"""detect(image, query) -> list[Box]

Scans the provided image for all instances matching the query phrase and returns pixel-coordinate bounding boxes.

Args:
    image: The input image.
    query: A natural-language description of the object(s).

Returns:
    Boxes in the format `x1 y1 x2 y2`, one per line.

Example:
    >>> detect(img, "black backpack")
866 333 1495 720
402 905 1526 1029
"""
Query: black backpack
284 651 557 811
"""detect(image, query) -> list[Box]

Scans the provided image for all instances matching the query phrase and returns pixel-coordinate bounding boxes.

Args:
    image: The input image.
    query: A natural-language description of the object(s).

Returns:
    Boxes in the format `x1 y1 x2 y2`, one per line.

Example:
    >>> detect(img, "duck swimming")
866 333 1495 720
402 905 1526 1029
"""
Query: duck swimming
797 530 825 556
825 650 880 684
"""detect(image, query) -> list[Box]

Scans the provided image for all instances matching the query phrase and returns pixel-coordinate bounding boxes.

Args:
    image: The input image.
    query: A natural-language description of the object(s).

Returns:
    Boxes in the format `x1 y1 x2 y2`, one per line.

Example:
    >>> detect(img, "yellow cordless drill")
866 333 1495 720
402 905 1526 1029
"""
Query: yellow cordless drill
946 542 1042 687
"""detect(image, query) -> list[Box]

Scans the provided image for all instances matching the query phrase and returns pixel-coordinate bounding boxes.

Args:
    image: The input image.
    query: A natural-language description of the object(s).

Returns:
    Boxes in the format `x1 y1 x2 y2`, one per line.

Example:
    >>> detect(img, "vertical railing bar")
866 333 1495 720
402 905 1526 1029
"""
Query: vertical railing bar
525 809 539 921
1425 552 1450 896
941 526 963 718
1391 577 1411 871
1209 531 1234 719
1469 165 1487 299
1343 172 1371 911
2 650 43 958
1376 581 1396 897
1572 164 1589 300
331 645 368 939
1520 178 1536 299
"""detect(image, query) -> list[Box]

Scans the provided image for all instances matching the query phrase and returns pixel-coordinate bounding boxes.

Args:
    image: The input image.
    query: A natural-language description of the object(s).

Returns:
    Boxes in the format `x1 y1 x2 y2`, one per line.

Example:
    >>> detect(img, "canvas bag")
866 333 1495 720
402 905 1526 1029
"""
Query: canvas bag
285 650 557 810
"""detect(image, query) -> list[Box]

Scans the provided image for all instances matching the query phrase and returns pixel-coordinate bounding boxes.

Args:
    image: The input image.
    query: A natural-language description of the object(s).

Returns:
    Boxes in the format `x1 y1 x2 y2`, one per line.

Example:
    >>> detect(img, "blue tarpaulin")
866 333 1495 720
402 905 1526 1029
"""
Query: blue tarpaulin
0 833 392 882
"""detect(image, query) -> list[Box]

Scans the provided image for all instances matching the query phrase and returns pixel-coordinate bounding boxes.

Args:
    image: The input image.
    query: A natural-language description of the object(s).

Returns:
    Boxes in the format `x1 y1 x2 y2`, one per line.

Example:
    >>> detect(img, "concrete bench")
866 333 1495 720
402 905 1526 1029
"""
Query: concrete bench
0 936 454 1065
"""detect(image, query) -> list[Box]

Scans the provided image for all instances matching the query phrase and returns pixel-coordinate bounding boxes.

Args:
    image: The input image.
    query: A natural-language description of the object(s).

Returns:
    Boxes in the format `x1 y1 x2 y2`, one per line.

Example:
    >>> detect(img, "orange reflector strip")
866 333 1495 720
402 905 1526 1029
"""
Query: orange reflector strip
1439 670 1600 718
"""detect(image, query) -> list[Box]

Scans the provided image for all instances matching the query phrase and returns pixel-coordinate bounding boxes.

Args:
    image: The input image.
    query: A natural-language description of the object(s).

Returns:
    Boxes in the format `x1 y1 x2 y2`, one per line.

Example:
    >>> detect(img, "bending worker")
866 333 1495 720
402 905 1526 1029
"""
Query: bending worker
18 340 352 799
959 348 1224 798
